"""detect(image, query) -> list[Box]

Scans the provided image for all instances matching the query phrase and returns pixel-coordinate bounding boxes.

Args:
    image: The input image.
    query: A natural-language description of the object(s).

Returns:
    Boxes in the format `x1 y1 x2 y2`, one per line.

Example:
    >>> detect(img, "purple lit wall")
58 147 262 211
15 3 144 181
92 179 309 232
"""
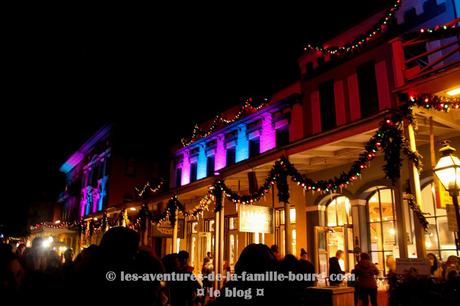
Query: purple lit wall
176 101 293 186
80 191 87 218
92 189 100 214
215 136 226 171
260 113 276 153
181 150 191 186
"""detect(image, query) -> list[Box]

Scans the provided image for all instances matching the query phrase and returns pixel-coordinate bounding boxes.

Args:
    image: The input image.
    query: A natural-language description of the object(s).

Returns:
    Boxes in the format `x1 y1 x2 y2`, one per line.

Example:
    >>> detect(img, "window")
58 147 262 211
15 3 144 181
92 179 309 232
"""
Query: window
190 163 197 183
275 208 296 256
226 147 236 167
422 183 457 260
206 156 215 177
175 168 182 187
249 138 260 158
225 216 239 267
319 80 336 131
357 61 379 117
125 157 136 177
327 196 352 227
326 196 354 271
187 221 199 268
367 188 398 276
276 126 290 147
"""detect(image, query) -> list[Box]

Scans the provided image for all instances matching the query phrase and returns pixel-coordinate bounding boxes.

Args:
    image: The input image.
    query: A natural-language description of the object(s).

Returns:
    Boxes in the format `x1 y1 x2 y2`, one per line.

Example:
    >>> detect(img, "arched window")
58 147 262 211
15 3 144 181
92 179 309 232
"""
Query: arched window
422 182 457 259
367 188 398 276
326 196 352 226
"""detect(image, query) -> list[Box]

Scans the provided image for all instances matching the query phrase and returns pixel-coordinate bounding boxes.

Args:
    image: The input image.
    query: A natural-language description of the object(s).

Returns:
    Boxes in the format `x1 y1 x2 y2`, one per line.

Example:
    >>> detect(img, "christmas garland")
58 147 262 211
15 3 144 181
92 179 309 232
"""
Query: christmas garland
405 193 429 231
82 93 456 235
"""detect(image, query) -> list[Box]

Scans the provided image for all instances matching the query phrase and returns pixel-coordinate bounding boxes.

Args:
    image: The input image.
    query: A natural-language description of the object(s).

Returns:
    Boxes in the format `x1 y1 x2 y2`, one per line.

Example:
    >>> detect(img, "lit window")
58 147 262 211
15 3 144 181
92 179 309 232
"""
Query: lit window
367 188 398 276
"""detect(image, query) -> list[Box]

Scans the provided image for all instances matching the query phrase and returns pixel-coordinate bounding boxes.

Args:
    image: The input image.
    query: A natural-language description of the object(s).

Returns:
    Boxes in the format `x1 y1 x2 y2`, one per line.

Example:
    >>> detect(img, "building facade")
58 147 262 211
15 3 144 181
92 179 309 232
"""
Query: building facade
154 0 460 279
59 124 162 248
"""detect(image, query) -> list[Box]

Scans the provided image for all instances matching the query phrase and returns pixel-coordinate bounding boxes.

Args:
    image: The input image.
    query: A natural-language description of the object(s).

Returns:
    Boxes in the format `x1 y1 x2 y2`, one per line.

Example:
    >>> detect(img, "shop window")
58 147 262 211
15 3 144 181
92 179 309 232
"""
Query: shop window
275 208 296 256
225 216 239 268
326 196 352 226
367 188 398 276
422 183 457 260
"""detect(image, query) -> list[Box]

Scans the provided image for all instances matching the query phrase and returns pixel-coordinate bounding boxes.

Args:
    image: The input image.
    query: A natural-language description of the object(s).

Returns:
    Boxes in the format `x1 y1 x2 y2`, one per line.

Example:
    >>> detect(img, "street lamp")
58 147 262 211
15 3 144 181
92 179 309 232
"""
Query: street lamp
433 140 460 251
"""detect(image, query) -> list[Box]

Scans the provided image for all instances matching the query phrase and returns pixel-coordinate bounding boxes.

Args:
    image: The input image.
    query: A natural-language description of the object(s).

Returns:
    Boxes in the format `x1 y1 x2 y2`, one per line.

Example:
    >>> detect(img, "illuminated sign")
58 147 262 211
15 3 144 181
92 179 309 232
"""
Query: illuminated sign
151 220 184 238
239 205 272 233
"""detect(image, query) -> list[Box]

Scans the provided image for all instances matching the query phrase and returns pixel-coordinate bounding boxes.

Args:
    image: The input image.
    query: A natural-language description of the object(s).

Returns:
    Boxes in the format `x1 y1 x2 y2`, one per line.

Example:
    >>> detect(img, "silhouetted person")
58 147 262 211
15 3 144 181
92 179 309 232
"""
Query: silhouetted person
1 243 26 299
354 253 379 306
270 244 282 261
299 248 315 287
329 250 345 285
178 250 194 273
212 244 278 305
64 248 74 265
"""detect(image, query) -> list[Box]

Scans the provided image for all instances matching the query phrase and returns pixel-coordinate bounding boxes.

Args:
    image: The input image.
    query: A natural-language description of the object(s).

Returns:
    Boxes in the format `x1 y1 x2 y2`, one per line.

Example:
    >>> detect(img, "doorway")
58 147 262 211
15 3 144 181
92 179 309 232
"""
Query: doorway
315 225 355 276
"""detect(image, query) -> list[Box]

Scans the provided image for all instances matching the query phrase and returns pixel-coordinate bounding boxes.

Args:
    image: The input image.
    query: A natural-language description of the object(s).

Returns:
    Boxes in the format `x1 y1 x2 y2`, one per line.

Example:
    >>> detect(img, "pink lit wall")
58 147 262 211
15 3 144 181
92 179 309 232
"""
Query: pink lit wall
260 113 276 153
215 135 226 171
181 150 191 185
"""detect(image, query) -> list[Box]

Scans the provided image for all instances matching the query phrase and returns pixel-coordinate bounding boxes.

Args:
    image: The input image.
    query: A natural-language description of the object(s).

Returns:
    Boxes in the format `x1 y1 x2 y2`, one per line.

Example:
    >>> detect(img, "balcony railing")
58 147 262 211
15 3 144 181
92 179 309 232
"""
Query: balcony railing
400 18 460 82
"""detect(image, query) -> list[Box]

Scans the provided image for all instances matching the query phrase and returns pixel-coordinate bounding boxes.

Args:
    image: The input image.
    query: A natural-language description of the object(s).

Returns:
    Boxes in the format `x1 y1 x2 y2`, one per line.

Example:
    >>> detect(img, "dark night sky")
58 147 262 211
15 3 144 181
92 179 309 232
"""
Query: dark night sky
2 1 392 235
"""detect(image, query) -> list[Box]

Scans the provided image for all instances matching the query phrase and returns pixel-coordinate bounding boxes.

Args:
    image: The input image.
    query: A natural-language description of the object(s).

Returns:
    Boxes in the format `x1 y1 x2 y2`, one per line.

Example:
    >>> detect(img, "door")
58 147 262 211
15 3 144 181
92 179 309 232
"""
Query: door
196 232 211 272
315 226 355 276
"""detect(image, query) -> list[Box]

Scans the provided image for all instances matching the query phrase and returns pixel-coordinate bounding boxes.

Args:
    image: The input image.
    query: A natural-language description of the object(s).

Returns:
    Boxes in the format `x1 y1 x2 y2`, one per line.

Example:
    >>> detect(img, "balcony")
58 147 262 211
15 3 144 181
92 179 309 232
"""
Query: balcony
392 18 460 87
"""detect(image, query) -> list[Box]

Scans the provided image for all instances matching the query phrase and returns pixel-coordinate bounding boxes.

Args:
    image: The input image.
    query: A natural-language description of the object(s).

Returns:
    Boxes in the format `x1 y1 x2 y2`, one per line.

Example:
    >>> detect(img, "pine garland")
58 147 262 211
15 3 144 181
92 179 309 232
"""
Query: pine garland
405 193 429 231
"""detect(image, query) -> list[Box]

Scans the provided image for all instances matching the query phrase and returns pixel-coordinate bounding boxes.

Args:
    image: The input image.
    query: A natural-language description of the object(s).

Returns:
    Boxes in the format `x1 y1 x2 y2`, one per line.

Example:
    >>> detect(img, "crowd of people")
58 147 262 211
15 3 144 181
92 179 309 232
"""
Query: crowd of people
2 227 460 306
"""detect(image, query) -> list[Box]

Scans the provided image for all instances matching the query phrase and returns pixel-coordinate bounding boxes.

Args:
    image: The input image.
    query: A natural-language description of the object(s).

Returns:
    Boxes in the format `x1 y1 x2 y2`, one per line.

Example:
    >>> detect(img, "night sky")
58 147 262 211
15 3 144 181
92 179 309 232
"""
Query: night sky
2 1 392 235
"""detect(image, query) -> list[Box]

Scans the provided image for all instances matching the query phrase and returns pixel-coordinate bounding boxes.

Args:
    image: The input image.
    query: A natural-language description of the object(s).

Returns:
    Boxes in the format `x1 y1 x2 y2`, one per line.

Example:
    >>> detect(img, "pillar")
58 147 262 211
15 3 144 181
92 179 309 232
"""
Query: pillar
394 178 409 258
214 196 225 288
181 149 191 185
306 205 324 270
284 202 292 255
172 209 178 253
197 144 207 180
289 101 304 142
290 181 306 256
236 124 249 162
260 112 276 153
350 199 368 254
405 121 426 257
215 135 226 171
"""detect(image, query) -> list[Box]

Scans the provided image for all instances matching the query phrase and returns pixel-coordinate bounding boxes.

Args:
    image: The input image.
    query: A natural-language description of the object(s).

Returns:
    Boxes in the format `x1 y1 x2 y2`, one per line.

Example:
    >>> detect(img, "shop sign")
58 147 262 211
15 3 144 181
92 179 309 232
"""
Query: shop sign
239 205 272 234
151 220 184 238
396 258 430 276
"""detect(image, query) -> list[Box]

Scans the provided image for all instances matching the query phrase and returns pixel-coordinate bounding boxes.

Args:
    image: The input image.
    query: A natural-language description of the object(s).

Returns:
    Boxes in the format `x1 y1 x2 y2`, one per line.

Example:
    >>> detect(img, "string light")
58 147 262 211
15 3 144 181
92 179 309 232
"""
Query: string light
181 97 269 147
134 179 164 198
303 0 401 56
82 93 457 233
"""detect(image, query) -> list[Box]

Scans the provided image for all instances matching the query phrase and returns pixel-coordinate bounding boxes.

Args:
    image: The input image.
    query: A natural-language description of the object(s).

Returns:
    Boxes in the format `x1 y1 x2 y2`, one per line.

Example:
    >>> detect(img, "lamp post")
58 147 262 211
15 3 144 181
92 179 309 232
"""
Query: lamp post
433 140 460 251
